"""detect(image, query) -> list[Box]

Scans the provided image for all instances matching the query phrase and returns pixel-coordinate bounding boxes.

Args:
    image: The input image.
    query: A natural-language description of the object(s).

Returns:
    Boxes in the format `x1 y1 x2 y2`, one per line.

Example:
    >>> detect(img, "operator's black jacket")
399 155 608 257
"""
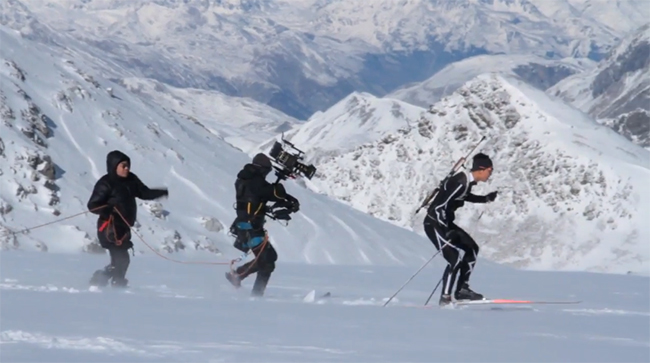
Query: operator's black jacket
235 163 297 229
87 150 168 246
426 170 489 227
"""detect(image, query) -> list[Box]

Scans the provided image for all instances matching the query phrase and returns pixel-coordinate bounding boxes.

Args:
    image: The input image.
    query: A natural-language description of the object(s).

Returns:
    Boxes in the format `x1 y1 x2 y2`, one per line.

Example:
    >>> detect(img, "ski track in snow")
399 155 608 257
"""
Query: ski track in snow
169 166 229 214
329 214 371 264
58 115 101 179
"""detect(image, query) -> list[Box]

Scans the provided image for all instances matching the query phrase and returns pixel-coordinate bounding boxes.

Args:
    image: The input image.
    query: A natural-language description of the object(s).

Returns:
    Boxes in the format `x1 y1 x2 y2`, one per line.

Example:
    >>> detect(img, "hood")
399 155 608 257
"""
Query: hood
237 163 269 180
106 150 130 176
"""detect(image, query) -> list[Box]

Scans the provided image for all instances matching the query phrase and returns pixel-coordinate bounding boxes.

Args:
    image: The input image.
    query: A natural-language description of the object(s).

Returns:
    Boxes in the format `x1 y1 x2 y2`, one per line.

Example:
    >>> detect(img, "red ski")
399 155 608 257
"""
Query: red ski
454 298 582 305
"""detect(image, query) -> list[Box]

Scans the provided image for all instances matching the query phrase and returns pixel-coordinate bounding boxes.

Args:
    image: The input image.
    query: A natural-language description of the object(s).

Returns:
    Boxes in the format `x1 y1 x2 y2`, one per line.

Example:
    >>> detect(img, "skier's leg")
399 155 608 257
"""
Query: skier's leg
451 225 483 300
424 221 463 303
454 226 479 288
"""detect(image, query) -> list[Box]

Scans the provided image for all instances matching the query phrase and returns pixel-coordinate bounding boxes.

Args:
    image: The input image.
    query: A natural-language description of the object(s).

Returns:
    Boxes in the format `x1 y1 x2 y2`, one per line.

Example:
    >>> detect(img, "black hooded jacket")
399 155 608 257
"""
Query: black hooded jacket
87 150 168 238
235 163 297 228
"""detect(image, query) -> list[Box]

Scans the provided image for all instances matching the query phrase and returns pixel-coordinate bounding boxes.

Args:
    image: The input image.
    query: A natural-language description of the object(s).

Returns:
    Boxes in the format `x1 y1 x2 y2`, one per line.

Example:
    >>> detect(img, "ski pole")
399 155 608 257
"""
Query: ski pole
383 250 441 307
423 276 443 306
414 136 486 215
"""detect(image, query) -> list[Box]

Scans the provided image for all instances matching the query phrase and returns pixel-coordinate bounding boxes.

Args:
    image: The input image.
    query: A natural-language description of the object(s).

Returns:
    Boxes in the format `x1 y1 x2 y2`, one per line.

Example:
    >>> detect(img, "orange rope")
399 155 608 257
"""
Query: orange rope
1 204 251 269
0 205 108 237
111 207 244 267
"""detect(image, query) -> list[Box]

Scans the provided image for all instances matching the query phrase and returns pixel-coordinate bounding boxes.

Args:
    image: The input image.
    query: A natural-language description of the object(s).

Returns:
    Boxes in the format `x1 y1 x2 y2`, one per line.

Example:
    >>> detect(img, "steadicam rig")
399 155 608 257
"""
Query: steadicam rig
268 136 317 182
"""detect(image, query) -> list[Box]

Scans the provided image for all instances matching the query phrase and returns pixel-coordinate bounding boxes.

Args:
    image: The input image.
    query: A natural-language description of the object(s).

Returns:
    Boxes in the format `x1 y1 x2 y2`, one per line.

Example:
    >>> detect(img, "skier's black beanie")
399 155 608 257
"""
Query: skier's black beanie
471 153 493 171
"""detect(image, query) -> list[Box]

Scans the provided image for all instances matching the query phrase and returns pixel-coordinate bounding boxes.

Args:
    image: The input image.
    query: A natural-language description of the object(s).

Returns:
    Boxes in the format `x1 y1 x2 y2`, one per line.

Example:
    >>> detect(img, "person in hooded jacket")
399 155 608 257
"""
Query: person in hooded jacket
87 150 169 287
225 153 299 297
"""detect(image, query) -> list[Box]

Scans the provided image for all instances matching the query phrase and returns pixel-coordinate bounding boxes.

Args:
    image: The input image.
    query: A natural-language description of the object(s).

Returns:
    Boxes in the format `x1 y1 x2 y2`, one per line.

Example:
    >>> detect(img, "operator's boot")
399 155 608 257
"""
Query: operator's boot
225 271 242 289
251 272 270 297
89 265 114 287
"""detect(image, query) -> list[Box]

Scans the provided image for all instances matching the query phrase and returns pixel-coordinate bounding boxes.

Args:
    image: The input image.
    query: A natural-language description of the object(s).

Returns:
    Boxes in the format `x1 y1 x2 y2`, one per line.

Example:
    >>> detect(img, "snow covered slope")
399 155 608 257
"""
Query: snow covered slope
256 92 425 166
4 0 647 118
388 54 596 108
117 77 299 153
0 25 431 266
2 250 649 362
307 73 650 274
548 23 650 148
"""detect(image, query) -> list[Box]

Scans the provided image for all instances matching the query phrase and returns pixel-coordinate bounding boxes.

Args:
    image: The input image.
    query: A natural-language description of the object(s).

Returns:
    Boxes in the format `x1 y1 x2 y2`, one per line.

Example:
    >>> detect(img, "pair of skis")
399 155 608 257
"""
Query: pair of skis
451 298 581 306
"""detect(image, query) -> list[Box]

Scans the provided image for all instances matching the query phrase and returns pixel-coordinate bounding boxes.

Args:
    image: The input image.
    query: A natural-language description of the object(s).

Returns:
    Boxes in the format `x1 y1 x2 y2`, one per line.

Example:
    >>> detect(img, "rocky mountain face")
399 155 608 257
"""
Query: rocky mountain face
302 73 650 273
549 23 650 148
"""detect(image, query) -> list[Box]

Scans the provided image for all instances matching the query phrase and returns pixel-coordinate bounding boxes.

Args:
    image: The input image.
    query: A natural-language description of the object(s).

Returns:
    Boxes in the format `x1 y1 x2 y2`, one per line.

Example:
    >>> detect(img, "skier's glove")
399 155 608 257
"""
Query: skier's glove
445 229 459 242
486 191 498 202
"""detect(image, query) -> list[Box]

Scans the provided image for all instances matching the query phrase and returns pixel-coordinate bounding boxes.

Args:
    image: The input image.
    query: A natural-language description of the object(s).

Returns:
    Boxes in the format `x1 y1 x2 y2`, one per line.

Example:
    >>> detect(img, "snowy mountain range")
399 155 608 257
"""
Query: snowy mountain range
256 92 425 167
2 0 648 119
292 73 650 274
387 54 596 108
117 77 299 153
549 23 650 148
0 24 432 266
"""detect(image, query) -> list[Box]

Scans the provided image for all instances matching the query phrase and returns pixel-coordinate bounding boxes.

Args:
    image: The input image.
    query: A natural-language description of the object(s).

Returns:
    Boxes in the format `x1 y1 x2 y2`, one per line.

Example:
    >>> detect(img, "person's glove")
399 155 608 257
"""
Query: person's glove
486 191 498 202
101 198 117 220
286 195 300 213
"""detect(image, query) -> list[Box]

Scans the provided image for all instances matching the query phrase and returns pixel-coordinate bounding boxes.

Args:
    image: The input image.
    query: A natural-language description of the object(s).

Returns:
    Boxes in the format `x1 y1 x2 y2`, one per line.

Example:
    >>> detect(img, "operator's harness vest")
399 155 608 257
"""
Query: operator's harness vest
233 177 267 249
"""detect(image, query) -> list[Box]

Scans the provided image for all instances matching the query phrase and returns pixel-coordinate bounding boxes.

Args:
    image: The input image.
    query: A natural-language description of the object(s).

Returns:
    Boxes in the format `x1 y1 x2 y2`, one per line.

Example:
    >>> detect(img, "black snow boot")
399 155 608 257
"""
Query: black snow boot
454 283 484 301
251 273 270 297
89 269 111 287
225 271 241 288
89 265 115 287
111 277 129 288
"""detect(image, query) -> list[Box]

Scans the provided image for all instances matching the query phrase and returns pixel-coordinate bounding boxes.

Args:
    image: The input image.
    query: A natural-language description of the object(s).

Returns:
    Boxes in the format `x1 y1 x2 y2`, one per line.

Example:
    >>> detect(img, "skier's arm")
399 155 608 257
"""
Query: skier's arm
466 191 498 203
432 178 465 227
133 174 168 200
465 193 488 203
87 179 112 218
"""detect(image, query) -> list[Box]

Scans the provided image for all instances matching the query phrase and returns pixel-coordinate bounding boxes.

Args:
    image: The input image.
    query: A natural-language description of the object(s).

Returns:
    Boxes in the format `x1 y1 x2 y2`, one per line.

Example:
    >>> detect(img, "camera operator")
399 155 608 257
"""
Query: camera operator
225 153 300 297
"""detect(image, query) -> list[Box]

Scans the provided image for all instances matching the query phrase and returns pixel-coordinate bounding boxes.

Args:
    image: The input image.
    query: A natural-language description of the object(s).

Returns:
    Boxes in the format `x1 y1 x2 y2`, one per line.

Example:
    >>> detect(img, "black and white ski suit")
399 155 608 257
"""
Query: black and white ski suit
423 170 494 296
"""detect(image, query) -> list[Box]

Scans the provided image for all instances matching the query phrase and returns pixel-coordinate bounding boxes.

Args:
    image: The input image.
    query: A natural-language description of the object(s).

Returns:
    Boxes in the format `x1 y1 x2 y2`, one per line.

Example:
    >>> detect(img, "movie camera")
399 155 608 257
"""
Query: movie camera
268 136 317 182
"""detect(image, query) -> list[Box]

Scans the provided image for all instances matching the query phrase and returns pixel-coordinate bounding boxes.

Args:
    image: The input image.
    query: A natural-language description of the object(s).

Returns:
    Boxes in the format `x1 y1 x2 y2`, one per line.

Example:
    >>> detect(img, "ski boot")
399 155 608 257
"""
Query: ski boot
439 293 452 306
225 271 241 288
454 283 484 301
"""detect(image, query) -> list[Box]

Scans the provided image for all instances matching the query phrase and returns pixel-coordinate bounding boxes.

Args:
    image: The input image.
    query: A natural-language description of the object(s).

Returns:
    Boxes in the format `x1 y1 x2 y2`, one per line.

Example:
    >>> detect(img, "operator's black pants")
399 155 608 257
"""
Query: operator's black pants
236 242 278 296
424 219 479 296
98 228 131 285
107 248 130 284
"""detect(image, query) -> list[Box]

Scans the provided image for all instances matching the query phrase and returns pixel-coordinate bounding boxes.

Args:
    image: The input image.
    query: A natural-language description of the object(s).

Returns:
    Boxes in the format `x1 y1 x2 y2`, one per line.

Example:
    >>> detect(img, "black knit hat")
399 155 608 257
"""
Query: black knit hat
471 153 493 171
252 153 272 169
